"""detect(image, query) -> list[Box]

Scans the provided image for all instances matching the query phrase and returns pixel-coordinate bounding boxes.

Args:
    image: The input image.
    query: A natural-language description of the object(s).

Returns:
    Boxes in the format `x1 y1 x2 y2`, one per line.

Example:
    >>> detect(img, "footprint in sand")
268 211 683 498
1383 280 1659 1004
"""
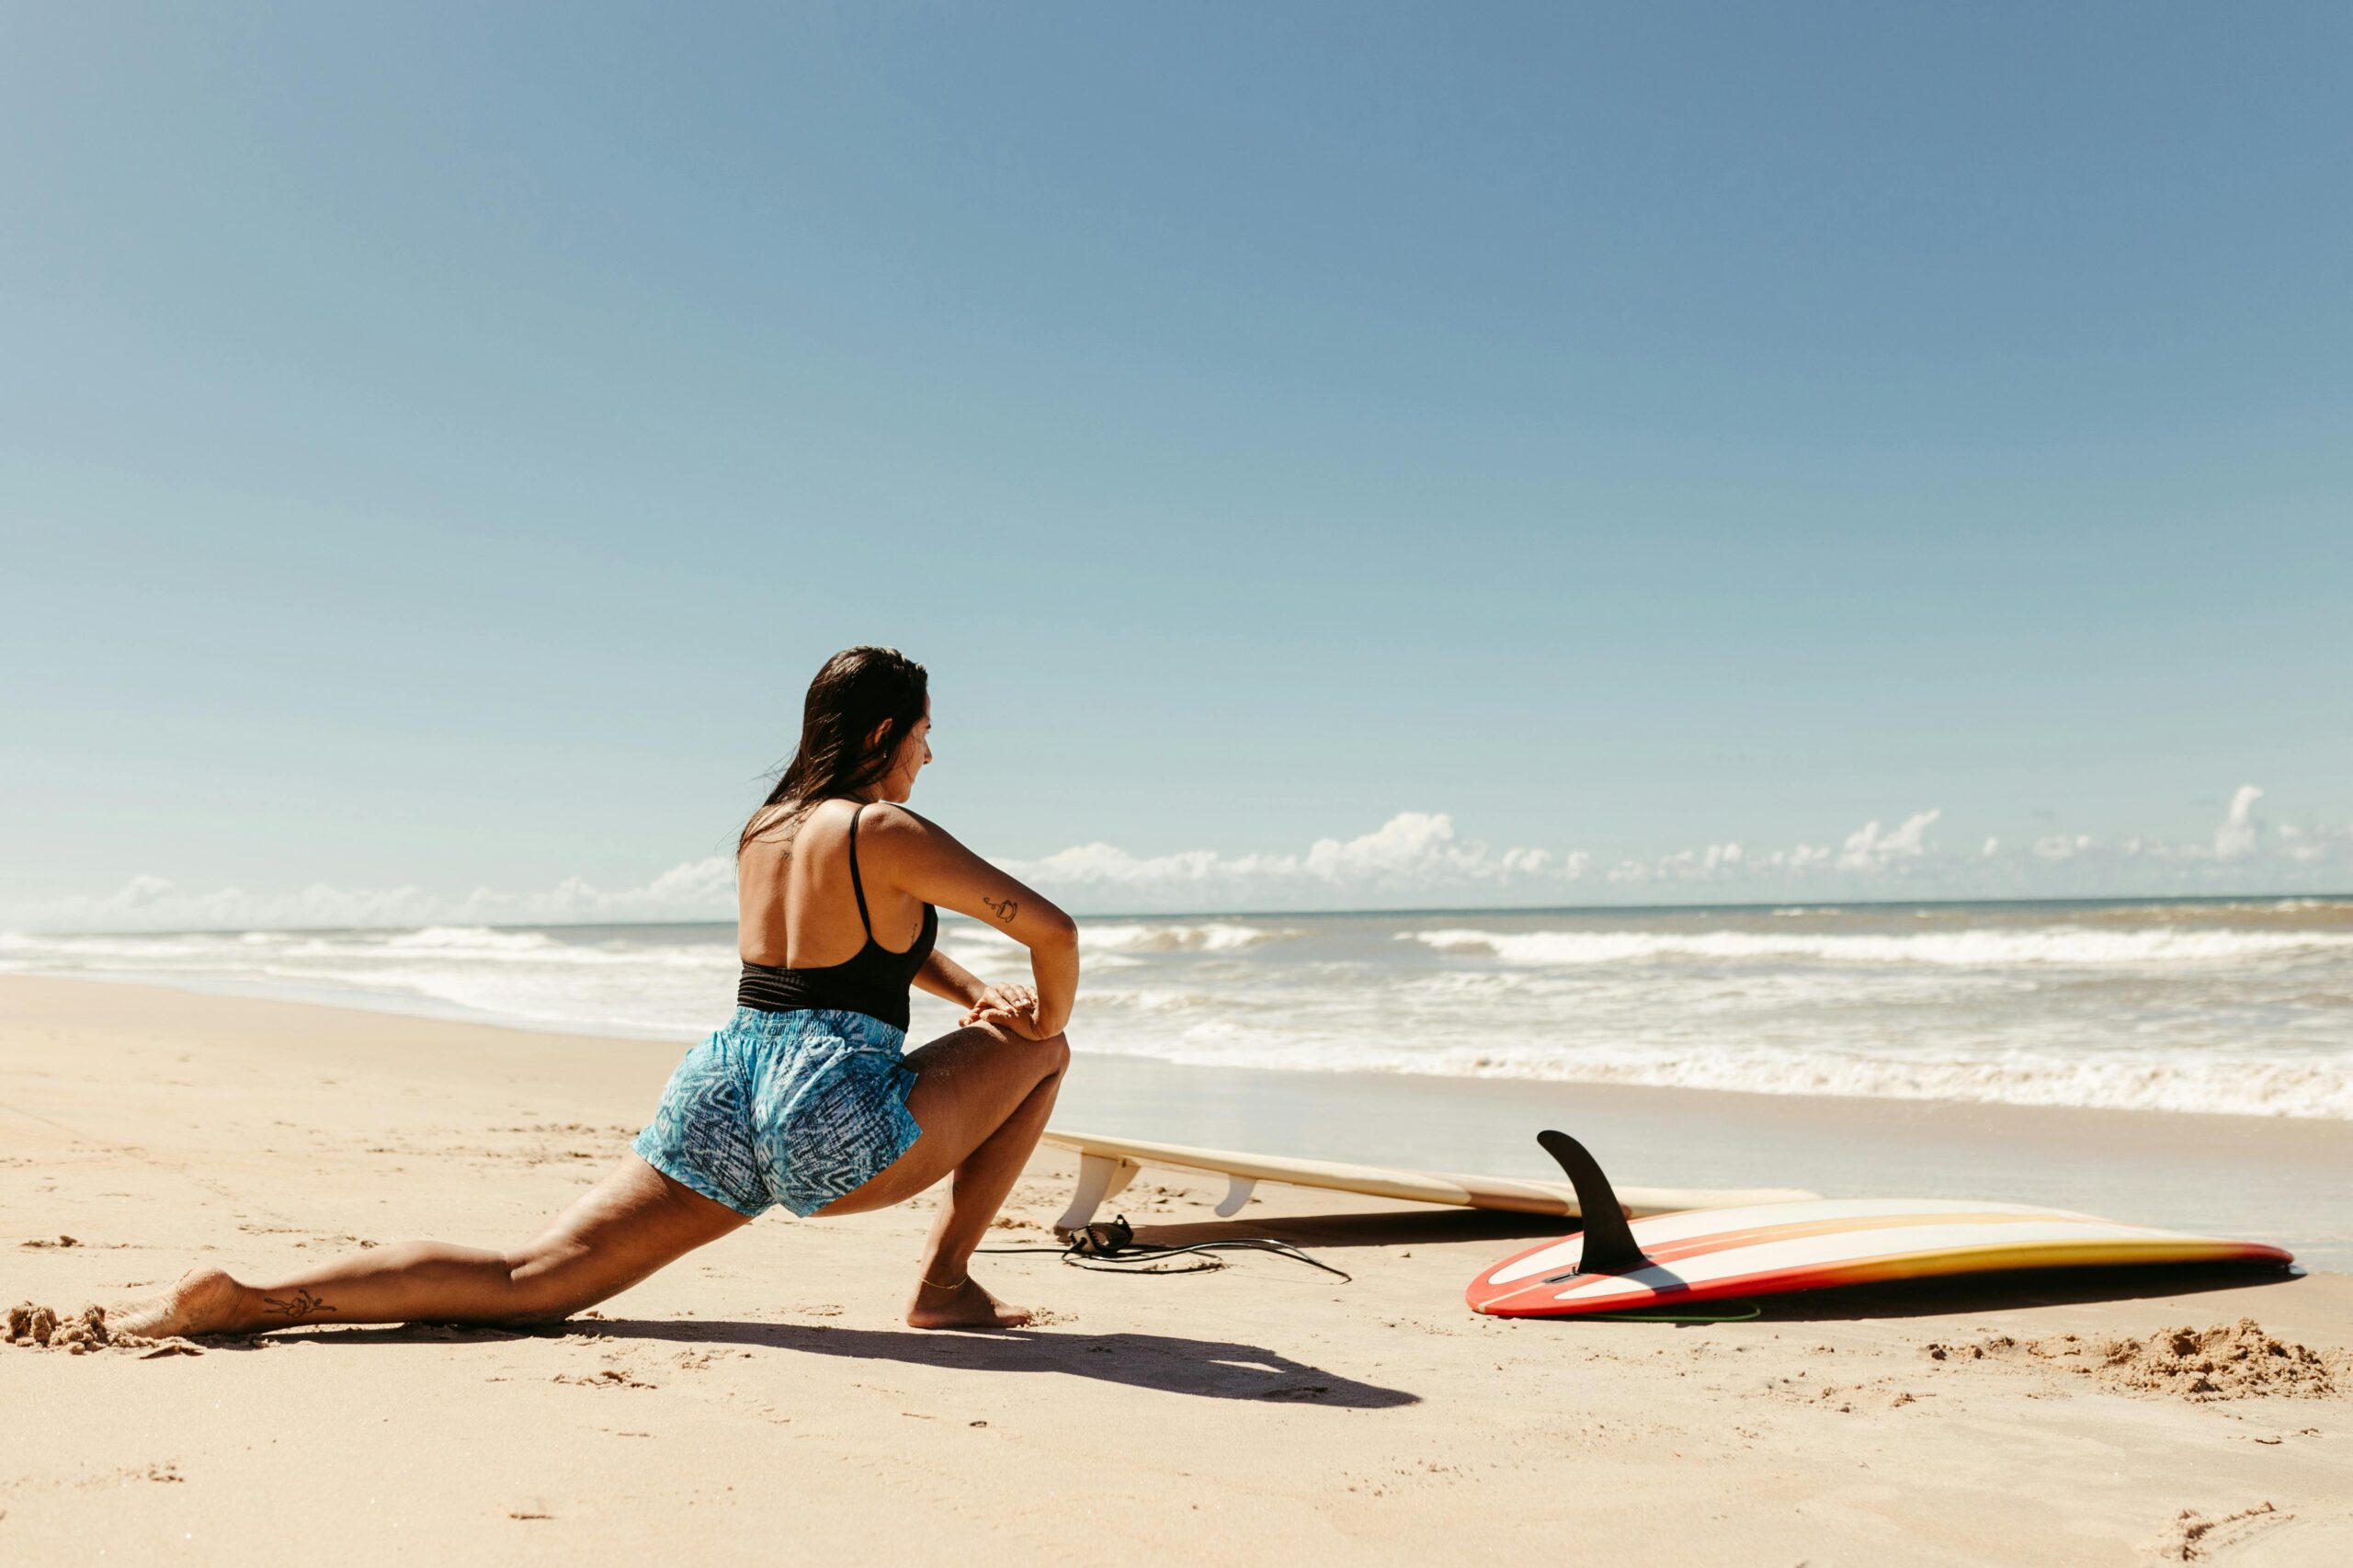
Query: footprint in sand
552 1368 656 1390
2153 1501 2285 1562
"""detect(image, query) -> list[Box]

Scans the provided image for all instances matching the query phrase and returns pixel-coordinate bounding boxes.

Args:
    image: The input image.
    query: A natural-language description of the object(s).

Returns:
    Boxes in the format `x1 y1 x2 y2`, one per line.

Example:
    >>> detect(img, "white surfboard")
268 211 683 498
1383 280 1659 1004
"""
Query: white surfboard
1040 1128 1820 1233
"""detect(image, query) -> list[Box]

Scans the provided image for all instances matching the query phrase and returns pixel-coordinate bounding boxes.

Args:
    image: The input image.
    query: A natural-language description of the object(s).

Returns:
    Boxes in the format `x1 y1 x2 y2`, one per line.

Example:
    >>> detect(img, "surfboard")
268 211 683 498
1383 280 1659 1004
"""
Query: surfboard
1040 1129 1820 1233
1467 1197 2297 1316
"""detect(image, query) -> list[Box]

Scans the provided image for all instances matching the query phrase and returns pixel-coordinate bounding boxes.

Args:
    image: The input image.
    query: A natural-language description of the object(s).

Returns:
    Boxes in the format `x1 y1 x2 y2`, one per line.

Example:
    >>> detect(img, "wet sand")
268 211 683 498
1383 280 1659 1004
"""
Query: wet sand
4 975 2348 1565
1055 1051 2353 1270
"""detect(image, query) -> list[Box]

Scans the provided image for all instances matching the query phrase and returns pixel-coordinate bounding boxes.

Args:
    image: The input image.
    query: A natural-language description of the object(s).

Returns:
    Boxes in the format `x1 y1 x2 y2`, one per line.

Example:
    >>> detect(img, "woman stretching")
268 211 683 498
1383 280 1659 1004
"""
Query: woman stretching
125 646 1080 1335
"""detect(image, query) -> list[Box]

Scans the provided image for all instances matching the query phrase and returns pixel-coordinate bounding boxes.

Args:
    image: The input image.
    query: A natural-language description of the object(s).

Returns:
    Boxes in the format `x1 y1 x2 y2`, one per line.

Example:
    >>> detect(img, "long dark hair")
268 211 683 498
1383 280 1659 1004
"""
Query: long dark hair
739 646 929 857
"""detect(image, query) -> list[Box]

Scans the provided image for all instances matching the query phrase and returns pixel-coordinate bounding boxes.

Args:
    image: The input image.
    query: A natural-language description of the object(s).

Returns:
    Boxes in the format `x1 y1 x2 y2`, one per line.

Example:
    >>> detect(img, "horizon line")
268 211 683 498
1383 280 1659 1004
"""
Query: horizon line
10 887 2348 941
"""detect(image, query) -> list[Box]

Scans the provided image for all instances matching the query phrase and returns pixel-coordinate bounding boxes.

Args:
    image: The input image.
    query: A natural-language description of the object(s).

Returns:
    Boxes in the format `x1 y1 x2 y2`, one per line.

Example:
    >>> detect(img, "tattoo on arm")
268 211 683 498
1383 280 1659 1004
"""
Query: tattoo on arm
261 1288 336 1321
983 894 1018 924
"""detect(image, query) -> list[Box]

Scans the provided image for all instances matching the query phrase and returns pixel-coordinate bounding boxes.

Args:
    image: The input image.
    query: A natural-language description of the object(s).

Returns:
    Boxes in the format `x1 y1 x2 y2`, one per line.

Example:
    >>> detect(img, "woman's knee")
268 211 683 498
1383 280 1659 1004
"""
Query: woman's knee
972 1019 1069 1078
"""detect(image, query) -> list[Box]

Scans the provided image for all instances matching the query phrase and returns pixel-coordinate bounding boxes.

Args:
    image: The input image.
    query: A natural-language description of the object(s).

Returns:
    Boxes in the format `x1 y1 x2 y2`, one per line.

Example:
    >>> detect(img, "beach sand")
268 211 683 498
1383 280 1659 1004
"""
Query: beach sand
3 974 2348 1564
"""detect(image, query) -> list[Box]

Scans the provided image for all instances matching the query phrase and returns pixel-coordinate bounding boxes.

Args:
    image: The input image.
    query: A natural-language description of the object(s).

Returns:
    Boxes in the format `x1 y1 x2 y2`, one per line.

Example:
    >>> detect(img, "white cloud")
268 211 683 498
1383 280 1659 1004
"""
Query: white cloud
1023 809 1963 902
1006 811 1576 903
5 858 739 934
4 812 1605 932
2214 784 2264 859
1837 809 1941 870
7 788 2347 934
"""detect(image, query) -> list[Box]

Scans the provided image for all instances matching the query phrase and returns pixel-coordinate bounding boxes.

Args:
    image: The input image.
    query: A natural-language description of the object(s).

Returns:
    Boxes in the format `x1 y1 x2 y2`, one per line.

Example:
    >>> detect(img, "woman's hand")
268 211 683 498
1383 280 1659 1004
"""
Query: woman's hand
961 983 1051 1039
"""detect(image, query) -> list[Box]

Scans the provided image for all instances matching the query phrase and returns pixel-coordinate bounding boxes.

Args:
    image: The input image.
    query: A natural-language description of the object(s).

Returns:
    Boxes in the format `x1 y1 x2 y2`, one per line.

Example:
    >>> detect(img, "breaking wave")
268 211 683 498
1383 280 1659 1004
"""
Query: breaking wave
1077 922 1301 953
6 902 2349 1119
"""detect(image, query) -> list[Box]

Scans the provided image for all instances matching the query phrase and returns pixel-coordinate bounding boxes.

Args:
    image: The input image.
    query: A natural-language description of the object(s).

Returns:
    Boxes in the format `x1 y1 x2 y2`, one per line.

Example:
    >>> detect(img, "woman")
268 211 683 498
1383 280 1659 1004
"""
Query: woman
124 646 1080 1335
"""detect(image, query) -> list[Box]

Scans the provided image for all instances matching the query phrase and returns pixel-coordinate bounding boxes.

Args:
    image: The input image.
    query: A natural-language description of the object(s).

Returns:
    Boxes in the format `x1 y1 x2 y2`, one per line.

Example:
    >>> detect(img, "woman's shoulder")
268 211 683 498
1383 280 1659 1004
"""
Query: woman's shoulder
856 803 967 877
790 797 942 849
856 801 944 843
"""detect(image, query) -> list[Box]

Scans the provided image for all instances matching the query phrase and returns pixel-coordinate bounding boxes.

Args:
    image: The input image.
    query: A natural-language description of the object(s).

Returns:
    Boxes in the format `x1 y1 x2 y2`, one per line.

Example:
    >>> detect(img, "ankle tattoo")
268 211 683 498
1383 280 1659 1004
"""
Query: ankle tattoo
260 1288 336 1321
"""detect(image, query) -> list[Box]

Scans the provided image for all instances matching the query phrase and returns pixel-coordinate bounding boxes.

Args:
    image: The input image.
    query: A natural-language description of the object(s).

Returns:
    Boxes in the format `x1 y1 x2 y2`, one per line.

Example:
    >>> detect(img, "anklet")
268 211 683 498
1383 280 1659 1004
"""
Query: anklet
921 1270 967 1290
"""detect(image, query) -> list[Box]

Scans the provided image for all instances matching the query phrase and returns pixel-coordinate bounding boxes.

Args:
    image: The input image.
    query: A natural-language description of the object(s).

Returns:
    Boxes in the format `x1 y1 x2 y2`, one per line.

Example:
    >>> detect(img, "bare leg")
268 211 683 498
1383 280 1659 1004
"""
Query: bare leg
118 1155 747 1338
815 1020 1069 1329
905 1070 1063 1325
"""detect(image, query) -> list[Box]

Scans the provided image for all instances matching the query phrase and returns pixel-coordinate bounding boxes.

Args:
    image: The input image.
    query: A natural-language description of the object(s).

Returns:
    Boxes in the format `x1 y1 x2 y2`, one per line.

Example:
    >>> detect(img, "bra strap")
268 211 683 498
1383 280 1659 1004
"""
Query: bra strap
847 803 876 940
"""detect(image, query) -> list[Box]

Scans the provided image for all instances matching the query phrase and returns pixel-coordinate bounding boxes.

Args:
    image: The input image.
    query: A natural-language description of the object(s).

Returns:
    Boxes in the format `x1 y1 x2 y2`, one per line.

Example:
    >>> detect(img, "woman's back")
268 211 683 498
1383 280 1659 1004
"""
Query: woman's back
738 799 929 969
733 799 938 1032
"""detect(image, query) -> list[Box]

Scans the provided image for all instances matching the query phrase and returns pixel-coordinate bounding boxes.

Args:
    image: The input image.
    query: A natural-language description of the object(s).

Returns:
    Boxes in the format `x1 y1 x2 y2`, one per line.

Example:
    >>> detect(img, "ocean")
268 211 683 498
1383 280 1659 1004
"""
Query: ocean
6 896 2349 1121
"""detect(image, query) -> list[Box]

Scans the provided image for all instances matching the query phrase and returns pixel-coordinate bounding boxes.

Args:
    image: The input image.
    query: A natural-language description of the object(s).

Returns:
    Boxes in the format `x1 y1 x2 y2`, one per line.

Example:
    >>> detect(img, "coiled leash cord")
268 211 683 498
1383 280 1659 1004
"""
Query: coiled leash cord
977 1215 1352 1282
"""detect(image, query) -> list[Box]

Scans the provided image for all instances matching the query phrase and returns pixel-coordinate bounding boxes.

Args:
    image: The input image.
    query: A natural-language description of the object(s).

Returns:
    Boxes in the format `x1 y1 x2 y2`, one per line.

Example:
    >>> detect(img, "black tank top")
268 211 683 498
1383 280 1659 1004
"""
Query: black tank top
736 802 938 1030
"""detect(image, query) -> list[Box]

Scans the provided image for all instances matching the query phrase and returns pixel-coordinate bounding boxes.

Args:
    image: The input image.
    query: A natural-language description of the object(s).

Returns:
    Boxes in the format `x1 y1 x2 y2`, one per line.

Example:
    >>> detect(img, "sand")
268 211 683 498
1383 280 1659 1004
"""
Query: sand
1923 1320 2347 1404
3 974 2349 1565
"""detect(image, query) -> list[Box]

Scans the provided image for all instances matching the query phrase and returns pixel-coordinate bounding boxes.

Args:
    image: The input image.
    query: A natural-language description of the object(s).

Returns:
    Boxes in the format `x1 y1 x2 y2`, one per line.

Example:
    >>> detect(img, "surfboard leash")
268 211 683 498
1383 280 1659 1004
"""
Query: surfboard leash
977 1216 1353 1282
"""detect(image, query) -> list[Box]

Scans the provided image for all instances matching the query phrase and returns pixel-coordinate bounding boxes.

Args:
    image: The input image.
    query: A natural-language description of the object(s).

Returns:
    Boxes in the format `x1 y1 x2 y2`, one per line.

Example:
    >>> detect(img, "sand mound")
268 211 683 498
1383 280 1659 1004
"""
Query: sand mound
6 1300 60 1345
6 1299 201 1358
1926 1318 2344 1403
9 1299 113 1351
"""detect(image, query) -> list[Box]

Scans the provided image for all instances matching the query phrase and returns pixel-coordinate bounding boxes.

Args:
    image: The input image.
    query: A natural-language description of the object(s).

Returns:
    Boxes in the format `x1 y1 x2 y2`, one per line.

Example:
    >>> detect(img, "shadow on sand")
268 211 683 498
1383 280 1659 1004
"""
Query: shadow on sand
242 1316 1419 1407
597 1318 1419 1405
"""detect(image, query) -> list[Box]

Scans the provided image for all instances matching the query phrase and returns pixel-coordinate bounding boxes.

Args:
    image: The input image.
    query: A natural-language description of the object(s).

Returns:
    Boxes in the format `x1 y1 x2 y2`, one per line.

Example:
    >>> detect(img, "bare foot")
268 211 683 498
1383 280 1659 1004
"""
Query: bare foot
113 1268 249 1338
905 1274 1034 1331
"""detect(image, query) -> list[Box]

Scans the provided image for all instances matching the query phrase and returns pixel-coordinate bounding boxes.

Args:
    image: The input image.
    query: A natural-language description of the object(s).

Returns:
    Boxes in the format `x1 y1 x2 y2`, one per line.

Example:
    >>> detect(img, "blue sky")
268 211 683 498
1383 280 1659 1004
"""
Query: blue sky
5 4 2349 926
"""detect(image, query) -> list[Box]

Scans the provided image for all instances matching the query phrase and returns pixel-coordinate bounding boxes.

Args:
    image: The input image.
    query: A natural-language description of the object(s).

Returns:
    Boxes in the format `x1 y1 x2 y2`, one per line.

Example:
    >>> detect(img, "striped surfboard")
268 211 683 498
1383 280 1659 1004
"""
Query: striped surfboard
1466 1198 2296 1317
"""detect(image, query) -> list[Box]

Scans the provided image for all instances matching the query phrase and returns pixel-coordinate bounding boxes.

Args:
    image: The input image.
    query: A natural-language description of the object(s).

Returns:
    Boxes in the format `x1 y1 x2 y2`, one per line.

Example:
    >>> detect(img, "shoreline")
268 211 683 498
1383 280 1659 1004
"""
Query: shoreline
16 957 2353 1121
4 973 2349 1564
6 972 2349 1268
9 885 2343 1116
10 896 2348 1125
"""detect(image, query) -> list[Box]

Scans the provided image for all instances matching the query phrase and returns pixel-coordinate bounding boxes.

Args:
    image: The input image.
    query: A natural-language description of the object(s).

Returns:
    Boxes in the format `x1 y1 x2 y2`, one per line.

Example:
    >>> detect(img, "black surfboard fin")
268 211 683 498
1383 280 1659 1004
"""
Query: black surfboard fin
1537 1130 1654 1277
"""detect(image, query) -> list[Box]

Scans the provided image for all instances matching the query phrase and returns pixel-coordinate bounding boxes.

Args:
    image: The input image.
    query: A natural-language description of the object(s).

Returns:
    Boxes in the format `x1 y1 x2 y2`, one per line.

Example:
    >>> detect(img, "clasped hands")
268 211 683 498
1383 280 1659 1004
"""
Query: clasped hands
961 983 1051 1040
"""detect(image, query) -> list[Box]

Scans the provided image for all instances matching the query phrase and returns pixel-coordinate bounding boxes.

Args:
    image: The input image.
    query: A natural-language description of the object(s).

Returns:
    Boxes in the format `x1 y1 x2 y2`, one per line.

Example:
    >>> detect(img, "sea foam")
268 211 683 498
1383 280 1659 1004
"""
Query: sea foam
6 903 2349 1119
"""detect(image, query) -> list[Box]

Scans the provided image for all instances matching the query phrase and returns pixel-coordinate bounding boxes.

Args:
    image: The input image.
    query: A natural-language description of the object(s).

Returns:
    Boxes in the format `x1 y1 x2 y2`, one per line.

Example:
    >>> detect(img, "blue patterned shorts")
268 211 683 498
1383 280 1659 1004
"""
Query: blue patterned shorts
633 1006 925 1219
